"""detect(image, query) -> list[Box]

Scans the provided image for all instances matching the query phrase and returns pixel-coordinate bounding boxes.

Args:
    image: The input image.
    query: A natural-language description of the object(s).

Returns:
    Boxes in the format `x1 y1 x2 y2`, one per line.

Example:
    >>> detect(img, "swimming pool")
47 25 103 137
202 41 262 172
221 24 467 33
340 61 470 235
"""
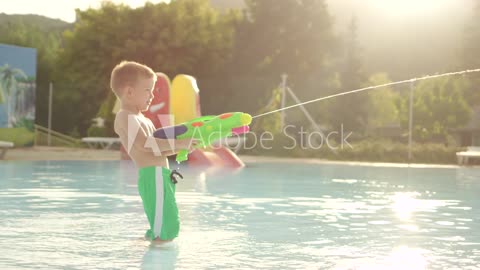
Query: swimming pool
0 160 479 269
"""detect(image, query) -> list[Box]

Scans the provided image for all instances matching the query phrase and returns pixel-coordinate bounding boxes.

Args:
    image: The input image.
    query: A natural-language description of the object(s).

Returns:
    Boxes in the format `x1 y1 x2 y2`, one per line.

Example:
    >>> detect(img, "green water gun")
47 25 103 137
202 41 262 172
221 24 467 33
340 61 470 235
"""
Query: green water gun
153 112 252 162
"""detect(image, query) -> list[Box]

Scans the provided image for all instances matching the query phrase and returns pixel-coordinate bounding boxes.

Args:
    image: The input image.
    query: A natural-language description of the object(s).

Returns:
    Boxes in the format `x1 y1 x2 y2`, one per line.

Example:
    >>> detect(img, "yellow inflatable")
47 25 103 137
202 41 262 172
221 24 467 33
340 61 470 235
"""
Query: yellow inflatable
170 75 201 125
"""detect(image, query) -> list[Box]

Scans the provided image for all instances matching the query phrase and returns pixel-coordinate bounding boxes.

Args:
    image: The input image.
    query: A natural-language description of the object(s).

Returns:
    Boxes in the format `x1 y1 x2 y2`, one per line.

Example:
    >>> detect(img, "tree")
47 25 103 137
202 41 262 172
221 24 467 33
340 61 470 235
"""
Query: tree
329 17 368 133
399 77 472 142
461 0 480 105
251 87 282 134
55 0 238 135
365 73 400 130
204 0 336 123
233 0 335 78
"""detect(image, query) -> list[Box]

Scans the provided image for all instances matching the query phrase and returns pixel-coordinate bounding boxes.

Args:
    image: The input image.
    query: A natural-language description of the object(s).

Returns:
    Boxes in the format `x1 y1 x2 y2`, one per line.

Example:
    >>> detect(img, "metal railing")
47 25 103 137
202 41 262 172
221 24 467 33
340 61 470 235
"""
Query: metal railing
34 124 82 147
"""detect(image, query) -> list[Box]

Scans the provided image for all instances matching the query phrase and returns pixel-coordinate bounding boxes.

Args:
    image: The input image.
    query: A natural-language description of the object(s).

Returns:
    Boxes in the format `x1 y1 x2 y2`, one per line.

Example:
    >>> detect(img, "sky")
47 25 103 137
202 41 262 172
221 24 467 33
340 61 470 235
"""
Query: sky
1 0 466 23
0 0 170 22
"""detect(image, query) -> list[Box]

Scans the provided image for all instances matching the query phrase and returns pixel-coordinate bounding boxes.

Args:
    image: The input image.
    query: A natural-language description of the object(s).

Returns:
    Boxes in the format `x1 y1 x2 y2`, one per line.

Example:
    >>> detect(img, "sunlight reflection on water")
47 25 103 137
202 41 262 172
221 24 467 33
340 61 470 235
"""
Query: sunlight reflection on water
0 161 479 269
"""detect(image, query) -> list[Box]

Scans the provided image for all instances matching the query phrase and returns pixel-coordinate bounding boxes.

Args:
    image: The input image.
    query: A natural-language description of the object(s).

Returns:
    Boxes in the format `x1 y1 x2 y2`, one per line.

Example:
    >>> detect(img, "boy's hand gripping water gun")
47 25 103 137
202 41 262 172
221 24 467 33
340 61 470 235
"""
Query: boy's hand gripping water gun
153 112 252 163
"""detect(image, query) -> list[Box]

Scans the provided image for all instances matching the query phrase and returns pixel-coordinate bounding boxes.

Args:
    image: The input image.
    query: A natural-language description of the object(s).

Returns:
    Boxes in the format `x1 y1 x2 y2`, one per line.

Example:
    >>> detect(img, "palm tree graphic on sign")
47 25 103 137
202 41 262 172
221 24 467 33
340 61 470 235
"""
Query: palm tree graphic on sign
0 64 27 127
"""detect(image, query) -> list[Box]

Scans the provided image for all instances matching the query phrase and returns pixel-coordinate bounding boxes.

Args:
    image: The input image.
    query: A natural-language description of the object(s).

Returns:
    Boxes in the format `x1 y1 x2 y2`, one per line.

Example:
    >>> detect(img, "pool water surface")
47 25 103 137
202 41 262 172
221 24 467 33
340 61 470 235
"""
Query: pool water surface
0 160 479 269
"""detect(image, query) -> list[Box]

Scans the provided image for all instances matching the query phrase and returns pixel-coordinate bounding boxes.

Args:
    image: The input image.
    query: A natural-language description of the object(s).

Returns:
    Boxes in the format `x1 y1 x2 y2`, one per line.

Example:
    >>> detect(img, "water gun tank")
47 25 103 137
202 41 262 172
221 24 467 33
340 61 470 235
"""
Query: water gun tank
169 74 245 168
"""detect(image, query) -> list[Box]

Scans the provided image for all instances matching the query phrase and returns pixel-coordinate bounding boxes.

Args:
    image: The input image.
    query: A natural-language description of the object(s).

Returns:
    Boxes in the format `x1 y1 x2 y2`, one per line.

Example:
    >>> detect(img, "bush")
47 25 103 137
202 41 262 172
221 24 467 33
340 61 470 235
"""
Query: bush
87 125 107 137
239 136 460 164
0 127 35 146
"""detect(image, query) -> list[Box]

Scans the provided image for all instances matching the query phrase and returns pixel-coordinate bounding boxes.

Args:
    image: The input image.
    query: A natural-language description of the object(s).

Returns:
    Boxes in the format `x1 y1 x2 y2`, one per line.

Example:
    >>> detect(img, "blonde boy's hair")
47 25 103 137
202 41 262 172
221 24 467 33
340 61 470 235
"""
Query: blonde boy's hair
110 61 156 96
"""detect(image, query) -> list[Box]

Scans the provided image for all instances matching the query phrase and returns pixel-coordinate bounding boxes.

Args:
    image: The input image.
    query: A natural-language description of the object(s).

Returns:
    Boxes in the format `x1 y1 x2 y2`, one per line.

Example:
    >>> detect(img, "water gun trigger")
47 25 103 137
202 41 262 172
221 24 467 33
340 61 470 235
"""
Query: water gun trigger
176 150 189 163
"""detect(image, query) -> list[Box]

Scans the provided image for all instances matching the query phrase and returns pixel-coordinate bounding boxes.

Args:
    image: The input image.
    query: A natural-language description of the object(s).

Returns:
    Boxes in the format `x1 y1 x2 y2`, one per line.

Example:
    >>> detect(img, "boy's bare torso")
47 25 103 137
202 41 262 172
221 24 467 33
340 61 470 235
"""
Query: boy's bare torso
114 109 169 168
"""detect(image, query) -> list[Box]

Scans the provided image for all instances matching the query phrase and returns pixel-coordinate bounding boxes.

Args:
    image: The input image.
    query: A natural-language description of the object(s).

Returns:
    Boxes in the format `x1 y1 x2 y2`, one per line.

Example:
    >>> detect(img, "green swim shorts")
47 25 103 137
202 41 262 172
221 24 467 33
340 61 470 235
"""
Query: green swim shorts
138 166 179 240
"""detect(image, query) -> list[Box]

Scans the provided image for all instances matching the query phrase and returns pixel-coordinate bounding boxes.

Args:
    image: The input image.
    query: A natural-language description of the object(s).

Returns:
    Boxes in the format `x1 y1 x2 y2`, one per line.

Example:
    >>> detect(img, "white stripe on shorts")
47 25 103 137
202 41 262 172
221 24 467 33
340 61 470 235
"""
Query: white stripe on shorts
153 167 164 238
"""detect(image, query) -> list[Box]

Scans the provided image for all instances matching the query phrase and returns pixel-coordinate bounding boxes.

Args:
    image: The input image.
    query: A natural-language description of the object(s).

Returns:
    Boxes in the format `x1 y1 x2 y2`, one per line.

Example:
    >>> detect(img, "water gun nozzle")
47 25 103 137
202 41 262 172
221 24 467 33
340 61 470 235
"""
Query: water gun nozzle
241 113 252 125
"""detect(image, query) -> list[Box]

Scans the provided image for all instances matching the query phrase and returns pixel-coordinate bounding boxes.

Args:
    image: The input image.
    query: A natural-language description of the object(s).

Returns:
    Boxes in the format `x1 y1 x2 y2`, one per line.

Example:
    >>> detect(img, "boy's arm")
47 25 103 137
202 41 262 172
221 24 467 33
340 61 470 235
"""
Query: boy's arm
117 114 193 156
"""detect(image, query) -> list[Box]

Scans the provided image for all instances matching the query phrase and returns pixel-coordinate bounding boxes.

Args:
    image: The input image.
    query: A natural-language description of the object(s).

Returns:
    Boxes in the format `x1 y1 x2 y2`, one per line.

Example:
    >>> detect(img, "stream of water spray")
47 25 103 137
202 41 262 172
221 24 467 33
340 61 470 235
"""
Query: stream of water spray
252 68 480 119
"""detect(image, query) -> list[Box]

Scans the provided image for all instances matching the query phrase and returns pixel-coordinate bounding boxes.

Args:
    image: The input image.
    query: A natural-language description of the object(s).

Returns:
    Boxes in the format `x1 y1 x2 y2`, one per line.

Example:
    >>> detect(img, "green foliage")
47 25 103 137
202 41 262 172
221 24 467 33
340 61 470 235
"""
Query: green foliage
0 127 35 146
365 73 400 129
206 0 337 122
87 125 107 137
13 118 34 131
462 1 480 105
34 131 83 147
328 17 368 132
97 93 118 136
0 14 70 31
398 77 472 142
251 87 282 134
241 137 459 164
235 0 334 77
330 140 458 164
54 0 239 135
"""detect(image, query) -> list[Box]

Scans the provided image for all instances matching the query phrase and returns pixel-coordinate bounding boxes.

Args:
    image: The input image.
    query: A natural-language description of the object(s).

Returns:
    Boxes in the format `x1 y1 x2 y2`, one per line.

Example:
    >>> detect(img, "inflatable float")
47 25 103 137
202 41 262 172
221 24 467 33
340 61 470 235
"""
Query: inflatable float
119 73 247 168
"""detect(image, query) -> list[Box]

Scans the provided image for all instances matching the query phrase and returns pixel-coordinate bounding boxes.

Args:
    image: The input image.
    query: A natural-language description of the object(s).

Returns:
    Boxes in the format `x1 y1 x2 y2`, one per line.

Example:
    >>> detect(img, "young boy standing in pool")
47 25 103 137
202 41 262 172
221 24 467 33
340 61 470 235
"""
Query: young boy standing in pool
111 61 196 242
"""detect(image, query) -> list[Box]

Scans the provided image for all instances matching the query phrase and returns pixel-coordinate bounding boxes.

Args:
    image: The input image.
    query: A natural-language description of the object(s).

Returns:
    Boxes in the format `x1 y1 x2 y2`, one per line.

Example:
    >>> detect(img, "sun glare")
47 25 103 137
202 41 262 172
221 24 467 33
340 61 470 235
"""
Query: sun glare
370 0 455 18
390 192 421 221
